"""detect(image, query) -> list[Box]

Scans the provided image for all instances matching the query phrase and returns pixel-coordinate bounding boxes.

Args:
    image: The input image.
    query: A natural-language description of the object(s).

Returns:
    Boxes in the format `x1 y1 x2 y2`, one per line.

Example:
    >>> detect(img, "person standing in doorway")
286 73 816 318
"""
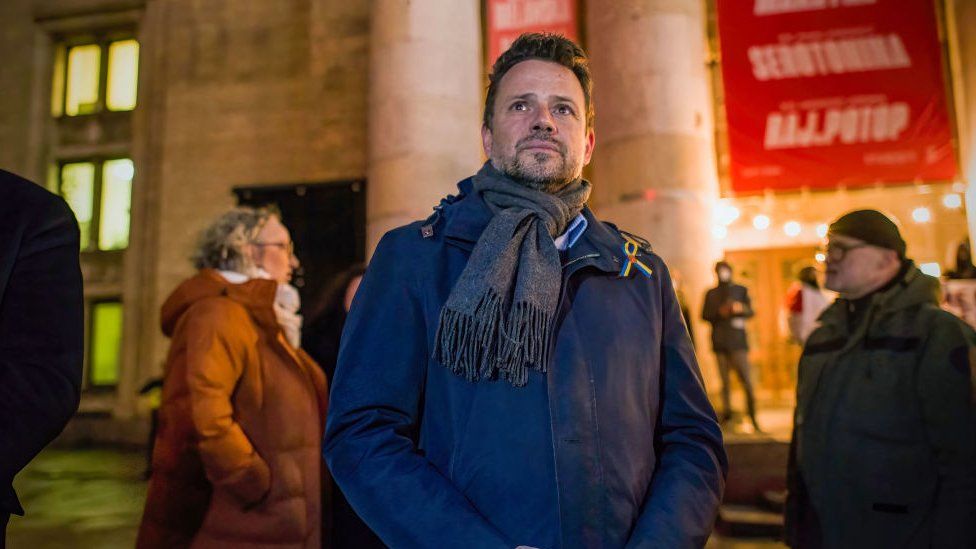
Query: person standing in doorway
786 266 830 346
702 261 761 432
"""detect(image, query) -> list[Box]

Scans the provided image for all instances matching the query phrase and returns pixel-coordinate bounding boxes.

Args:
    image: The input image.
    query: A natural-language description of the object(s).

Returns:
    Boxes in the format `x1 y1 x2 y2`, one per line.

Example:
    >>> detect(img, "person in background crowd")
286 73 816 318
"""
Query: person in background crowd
786 209 976 548
702 261 762 432
945 238 976 279
785 266 829 345
302 264 384 549
137 207 328 549
0 170 84 548
324 33 726 548
672 270 696 349
304 264 366 384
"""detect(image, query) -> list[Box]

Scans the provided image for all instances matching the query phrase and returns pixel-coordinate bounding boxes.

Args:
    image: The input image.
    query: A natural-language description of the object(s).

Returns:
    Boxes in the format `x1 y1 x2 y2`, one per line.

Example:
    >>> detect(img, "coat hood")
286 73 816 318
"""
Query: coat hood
160 269 278 337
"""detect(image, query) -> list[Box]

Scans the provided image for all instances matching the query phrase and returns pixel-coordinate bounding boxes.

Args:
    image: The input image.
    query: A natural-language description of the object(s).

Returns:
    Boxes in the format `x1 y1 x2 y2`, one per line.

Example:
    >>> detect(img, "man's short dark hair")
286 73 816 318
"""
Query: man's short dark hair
483 33 594 131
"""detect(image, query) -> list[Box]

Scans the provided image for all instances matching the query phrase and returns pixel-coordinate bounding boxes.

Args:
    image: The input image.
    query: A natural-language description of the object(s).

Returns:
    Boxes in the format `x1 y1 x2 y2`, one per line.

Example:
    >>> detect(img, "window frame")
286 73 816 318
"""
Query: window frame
52 29 138 118
85 297 124 391
55 156 133 253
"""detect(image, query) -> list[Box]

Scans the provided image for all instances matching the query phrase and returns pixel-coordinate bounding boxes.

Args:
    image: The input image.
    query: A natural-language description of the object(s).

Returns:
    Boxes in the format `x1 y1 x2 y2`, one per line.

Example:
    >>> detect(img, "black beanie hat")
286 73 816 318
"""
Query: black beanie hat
828 209 906 258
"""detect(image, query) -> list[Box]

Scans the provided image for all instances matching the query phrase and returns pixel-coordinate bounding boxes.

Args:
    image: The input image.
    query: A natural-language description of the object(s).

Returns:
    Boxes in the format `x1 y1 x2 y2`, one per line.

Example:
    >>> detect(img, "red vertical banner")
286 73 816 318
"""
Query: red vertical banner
716 0 958 193
486 0 579 67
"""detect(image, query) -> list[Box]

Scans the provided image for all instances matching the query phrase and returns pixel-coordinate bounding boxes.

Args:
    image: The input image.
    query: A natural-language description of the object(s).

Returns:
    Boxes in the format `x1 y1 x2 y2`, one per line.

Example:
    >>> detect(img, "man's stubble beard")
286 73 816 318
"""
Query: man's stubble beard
494 150 582 193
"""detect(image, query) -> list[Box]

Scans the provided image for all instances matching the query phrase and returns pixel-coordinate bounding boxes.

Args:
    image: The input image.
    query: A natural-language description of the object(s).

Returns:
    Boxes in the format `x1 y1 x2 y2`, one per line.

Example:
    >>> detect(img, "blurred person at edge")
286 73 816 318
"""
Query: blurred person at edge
945 238 976 279
0 170 84 548
785 209 976 548
301 264 384 549
324 33 726 549
702 261 762 432
785 266 829 345
137 207 328 549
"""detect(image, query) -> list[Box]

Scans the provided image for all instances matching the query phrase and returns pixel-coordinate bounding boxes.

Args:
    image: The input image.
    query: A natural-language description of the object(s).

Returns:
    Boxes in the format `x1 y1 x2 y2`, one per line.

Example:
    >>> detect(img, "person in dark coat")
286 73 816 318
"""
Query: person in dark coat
785 210 976 548
0 170 84 546
702 261 761 431
324 33 726 549
303 264 385 549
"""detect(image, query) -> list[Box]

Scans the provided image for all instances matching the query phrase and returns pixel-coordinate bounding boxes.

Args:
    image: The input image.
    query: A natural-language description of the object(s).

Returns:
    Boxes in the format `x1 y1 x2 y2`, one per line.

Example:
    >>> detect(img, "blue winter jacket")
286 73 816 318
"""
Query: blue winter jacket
323 177 727 549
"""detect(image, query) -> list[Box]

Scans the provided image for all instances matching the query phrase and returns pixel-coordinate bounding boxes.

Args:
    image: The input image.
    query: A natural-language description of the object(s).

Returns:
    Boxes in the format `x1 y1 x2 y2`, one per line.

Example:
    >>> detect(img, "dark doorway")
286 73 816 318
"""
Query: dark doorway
233 180 366 318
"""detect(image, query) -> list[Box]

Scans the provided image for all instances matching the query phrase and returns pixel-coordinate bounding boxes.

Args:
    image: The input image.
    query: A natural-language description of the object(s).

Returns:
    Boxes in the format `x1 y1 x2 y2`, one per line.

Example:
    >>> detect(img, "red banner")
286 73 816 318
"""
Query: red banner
716 0 957 193
485 0 578 66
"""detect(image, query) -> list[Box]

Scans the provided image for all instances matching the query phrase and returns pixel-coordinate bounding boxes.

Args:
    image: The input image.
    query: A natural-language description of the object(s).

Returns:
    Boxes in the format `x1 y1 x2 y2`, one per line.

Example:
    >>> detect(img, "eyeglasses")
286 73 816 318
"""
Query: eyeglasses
252 240 295 256
822 241 868 262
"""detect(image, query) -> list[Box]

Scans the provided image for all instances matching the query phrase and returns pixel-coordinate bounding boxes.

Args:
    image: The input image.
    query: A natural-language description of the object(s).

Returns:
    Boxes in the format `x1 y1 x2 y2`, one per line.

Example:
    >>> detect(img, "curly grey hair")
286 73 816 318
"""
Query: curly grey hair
192 206 278 272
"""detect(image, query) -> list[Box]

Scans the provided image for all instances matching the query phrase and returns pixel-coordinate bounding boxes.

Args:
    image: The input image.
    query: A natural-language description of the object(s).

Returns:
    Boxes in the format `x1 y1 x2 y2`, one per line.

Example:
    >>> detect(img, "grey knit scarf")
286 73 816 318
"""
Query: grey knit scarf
433 162 591 386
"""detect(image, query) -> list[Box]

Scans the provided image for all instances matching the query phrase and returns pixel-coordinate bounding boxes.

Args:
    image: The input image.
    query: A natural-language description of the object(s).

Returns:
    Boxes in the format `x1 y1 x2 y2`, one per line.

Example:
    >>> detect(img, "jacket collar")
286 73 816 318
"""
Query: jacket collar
442 177 621 274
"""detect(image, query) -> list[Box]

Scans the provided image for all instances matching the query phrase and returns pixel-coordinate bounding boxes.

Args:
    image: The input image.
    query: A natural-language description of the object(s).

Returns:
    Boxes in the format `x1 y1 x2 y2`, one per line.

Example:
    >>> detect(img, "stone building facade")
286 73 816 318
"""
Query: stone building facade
1 0 974 441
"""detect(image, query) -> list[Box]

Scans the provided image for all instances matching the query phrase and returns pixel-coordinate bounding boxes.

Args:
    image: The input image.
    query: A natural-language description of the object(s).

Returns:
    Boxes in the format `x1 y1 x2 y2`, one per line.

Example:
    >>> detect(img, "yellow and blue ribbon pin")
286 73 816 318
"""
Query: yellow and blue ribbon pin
619 238 653 278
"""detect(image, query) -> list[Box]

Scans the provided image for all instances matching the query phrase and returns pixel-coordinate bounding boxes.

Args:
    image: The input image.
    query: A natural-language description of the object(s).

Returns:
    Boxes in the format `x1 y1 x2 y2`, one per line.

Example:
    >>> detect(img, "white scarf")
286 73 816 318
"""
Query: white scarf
218 269 303 349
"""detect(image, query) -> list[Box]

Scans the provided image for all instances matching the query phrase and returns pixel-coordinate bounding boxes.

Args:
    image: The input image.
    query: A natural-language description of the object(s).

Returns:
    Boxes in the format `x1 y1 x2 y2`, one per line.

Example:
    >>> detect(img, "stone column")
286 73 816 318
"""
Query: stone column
950 0 976 243
586 0 722 370
367 0 484 253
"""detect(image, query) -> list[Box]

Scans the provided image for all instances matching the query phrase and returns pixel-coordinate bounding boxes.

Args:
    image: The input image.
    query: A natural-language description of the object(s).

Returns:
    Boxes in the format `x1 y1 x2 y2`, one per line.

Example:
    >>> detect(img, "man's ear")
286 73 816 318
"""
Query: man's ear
481 124 493 158
583 127 595 165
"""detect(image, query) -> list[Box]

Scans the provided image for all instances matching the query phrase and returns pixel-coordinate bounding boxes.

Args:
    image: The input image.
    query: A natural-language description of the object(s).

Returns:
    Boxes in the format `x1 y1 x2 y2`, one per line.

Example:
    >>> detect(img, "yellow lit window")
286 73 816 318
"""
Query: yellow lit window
99 159 134 250
90 301 123 386
106 40 139 111
65 45 100 116
53 37 139 117
60 162 96 248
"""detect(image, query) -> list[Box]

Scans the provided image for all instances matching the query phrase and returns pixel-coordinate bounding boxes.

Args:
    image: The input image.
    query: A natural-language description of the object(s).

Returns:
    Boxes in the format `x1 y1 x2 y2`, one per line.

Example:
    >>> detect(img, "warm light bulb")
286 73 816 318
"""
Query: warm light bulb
912 207 931 223
815 252 826 263
715 201 740 226
943 194 962 209
712 225 728 239
816 223 828 238
753 215 770 230
920 262 941 277
784 221 801 237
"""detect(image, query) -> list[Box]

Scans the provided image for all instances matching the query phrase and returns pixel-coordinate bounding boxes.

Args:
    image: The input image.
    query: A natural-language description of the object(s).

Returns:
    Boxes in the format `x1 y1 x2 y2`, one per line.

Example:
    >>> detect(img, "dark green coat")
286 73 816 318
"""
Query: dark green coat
786 264 976 548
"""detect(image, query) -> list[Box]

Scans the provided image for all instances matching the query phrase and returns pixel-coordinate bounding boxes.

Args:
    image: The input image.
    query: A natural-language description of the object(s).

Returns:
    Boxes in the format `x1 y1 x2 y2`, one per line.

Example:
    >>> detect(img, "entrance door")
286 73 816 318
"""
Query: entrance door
724 246 821 402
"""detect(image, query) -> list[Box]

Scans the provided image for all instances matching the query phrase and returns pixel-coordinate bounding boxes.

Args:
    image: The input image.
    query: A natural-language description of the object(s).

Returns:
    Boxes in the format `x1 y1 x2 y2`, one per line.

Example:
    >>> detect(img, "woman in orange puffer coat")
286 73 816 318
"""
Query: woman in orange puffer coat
137 207 328 549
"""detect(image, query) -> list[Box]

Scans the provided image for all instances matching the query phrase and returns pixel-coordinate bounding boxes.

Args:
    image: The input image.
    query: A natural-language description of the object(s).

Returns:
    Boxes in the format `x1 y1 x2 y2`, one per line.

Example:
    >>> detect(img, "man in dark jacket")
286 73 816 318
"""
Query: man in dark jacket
323 33 726 549
785 209 976 548
701 261 761 431
0 170 84 546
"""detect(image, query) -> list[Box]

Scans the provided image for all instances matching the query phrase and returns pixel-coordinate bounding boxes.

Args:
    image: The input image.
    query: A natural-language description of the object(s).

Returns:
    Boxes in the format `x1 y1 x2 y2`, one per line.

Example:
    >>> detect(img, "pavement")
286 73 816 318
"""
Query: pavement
7 446 785 549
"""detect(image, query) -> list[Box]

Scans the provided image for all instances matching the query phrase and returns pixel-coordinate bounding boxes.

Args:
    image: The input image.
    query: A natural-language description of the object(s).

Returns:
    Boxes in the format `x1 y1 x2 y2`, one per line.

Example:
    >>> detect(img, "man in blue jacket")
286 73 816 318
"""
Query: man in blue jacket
324 33 727 549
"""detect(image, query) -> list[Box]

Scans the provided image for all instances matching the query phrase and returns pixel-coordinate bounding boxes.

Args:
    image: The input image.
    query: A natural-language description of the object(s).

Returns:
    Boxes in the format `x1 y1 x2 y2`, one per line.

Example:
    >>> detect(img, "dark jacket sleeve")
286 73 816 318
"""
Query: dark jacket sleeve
732 286 755 319
916 311 976 547
701 288 720 323
323 231 512 549
626 262 728 548
0 189 84 515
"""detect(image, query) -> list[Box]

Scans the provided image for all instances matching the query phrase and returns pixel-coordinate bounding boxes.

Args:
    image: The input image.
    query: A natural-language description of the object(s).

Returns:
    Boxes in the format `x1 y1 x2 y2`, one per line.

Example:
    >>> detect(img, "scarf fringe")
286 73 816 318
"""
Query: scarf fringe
434 289 552 387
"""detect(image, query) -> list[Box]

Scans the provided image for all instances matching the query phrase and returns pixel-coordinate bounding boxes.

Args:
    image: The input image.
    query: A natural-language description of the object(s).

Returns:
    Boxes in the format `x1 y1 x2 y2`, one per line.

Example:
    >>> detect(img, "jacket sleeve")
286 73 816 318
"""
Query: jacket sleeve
916 312 976 547
183 303 270 506
626 262 728 548
323 232 513 549
701 289 720 323
0 195 83 516
733 286 755 318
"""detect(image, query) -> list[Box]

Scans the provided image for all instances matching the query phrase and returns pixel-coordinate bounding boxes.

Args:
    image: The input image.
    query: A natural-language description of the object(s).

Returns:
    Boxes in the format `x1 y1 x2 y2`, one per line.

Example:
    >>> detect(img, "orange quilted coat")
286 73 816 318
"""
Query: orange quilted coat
137 269 328 549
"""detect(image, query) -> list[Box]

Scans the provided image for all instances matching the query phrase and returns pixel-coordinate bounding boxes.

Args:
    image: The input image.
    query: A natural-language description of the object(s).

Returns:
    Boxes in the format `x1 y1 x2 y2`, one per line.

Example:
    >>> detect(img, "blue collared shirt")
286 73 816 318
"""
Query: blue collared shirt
554 213 588 251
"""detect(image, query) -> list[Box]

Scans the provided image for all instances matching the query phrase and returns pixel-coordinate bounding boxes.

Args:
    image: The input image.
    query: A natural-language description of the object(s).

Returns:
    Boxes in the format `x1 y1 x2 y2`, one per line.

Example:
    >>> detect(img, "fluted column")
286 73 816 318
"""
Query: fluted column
586 0 722 357
367 0 484 252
